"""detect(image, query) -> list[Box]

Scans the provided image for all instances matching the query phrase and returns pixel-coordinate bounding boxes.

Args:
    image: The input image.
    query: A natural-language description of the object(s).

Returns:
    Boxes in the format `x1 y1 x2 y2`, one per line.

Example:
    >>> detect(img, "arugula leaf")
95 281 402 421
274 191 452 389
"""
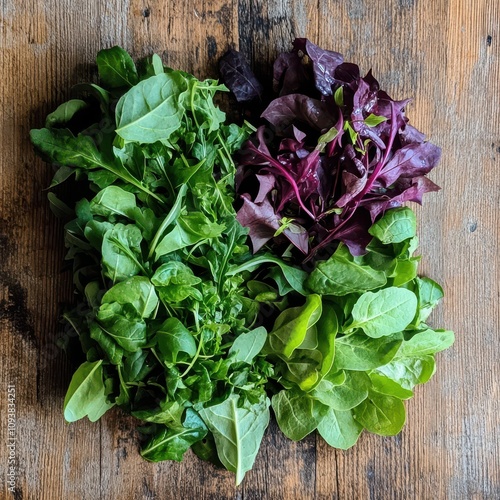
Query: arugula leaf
154 212 225 258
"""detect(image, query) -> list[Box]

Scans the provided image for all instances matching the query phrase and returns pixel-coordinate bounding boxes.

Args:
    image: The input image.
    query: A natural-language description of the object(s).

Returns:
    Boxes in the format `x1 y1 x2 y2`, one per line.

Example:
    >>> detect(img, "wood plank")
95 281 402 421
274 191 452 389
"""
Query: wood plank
0 0 498 498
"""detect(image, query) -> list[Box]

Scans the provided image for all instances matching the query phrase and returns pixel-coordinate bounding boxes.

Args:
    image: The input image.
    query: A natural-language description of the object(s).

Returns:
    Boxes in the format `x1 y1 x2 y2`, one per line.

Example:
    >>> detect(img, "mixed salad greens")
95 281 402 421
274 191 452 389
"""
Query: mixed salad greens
30 41 454 484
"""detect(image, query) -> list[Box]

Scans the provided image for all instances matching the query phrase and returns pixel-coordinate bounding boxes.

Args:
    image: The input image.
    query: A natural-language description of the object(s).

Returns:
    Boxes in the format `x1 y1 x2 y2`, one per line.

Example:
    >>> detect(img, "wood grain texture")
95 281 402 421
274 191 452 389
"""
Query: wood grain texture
0 0 498 498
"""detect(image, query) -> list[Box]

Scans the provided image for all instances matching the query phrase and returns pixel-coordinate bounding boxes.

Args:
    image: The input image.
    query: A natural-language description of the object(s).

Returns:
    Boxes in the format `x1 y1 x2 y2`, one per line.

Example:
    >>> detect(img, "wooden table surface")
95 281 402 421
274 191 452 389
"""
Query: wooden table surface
1 0 499 498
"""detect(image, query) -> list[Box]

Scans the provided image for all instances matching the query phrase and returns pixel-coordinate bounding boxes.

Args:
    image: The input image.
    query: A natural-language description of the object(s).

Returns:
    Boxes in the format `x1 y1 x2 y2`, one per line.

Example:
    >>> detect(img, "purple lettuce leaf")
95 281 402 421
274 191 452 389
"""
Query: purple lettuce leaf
378 142 442 187
236 194 308 253
273 51 311 96
261 94 334 134
293 38 343 96
219 49 263 102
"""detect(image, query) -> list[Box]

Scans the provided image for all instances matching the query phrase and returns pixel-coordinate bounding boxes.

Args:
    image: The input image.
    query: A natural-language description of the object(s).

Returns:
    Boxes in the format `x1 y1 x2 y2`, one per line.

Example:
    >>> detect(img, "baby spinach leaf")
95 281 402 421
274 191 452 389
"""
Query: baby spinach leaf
85 220 114 249
141 409 208 462
369 372 414 400
267 294 322 357
397 329 454 357
317 408 363 450
89 323 125 365
102 224 143 283
101 276 158 318
311 371 370 411
132 400 184 425
200 393 270 485
154 212 224 258
348 287 418 338
228 327 267 364
306 245 386 296
45 99 88 127
116 72 186 143
353 392 406 436
414 277 444 323
272 389 329 441
122 349 151 382
371 355 436 397
155 318 197 363
63 360 114 422
89 186 137 219
97 304 148 352
96 46 139 88
368 206 416 244
315 306 338 379
333 335 402 371
391 258 419 286
151 261 202 303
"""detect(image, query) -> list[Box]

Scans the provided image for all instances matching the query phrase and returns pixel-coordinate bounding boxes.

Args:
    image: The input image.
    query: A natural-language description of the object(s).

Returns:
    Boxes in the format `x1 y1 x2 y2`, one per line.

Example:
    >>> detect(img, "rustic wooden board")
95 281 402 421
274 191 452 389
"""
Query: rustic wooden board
1 0 499 498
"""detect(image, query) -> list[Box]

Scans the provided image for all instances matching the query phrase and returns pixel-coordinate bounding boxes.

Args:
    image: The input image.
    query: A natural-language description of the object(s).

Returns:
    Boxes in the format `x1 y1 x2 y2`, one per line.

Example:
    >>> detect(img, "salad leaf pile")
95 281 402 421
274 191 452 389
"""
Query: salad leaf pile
222 39 441 260
31 43 453 485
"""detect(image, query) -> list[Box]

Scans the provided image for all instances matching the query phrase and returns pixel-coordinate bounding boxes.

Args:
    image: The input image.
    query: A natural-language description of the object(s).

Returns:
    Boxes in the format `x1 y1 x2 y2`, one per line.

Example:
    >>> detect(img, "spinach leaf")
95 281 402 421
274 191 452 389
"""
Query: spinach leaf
200 393 270 485
397 329 454 357
333 334 402 371
306 245 387 296
368 207 417 244
267 294 322 358
272 389 329 441
353 392 406 436
228 327 267 364
63 360 114 422
141 409 208 462
155 318 197 363
101 276 158 318
414 277 444 323
101 224 143 283
348 287 418 338
312 371 370 411
89 186 137 219
116 72 186 143
96 46 139 88
317 408 363 450
45 99 88 127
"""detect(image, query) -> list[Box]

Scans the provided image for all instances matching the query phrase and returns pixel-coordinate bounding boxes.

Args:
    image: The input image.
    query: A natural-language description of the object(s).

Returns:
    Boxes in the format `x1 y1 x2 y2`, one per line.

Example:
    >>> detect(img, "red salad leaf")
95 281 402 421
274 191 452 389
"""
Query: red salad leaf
223 40 441 262
219 49 263 102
